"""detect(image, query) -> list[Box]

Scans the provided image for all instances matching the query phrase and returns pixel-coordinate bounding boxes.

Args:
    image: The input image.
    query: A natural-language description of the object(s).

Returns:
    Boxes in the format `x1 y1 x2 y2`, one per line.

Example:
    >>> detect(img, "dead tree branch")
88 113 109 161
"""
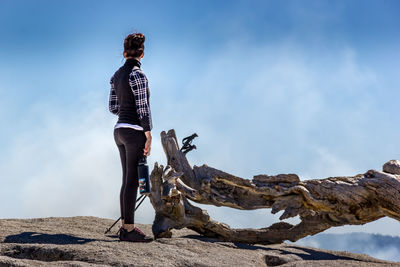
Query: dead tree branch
148 129 400 244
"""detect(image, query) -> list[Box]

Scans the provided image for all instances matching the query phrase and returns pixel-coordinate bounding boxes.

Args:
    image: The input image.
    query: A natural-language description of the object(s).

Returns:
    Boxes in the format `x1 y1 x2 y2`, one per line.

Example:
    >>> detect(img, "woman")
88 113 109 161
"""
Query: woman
108 32 153 242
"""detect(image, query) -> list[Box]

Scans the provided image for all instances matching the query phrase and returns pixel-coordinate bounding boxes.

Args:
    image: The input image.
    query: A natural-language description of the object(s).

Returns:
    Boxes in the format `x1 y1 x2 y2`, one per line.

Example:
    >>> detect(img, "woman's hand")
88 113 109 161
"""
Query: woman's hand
144 131 152 156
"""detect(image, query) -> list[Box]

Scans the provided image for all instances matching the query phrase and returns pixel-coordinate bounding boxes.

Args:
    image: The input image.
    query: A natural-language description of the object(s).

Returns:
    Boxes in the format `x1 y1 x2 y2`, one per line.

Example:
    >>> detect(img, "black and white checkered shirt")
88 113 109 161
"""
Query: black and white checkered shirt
109 59 152 132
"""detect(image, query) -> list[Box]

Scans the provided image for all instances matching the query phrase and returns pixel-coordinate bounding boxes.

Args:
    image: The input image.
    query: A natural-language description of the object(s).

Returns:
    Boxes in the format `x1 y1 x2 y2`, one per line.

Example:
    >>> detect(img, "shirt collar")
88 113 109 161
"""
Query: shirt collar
125 58 141 68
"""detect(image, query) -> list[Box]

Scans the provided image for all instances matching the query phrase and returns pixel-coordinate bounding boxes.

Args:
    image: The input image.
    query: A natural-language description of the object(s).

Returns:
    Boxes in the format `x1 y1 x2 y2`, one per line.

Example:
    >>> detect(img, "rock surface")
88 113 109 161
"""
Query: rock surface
0 216 398 266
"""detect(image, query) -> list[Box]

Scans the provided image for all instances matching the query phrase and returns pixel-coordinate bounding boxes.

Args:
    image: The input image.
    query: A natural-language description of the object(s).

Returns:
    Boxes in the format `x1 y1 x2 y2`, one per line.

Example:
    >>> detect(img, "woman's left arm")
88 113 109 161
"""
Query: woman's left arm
108 76 120 115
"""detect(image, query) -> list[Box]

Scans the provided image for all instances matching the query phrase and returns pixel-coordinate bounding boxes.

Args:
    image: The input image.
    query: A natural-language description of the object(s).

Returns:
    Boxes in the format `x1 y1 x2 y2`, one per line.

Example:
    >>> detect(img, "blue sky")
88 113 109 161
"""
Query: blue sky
1 0 400 245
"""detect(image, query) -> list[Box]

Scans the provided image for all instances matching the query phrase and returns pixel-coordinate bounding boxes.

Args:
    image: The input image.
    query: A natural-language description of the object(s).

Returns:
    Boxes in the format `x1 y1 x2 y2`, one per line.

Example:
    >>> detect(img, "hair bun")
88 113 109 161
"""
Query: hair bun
133 33 145 42
124 32 146 58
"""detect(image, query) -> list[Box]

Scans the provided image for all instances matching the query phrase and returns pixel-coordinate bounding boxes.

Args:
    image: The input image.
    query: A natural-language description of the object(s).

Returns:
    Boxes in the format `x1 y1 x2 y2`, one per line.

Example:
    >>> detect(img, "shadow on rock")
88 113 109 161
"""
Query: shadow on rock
4 232 96 245
235 243 362 262
276 246 360 261
182 234 360 262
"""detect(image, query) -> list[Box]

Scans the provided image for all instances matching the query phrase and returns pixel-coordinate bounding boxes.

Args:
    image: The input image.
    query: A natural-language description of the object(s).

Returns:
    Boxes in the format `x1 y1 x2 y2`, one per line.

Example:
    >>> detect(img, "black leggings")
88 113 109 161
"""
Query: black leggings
114 127 146 224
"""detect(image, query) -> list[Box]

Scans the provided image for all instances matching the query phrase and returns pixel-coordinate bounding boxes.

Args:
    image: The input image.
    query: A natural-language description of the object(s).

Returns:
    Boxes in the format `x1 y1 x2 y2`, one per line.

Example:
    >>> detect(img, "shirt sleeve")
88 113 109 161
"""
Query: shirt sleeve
129 70 153 132
108 75 120 115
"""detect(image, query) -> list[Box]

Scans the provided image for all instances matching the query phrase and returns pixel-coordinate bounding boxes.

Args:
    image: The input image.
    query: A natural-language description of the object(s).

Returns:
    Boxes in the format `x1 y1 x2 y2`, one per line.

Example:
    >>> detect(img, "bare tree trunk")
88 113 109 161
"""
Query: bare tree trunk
148 129 400 244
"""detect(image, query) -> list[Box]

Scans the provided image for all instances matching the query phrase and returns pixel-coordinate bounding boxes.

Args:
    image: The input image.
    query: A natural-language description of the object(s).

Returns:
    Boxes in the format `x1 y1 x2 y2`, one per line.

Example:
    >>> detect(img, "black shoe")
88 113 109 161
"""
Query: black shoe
119 227 153 242
117 226 124 240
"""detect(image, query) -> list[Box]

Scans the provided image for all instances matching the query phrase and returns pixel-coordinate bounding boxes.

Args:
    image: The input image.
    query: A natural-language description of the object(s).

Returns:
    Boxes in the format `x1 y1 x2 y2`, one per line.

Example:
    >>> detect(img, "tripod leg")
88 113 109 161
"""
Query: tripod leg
135 195 147 211
105 216 121 234
104 195 146 234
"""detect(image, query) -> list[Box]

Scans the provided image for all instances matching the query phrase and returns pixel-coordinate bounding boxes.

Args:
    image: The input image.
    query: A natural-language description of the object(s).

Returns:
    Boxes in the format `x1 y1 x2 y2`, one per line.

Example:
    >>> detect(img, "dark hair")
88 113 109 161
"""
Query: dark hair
124 33 145 58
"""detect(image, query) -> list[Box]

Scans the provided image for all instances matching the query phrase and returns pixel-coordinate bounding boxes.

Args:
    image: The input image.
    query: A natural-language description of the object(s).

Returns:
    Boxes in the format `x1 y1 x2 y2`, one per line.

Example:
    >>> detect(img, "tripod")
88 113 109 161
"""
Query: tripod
104 194 147 234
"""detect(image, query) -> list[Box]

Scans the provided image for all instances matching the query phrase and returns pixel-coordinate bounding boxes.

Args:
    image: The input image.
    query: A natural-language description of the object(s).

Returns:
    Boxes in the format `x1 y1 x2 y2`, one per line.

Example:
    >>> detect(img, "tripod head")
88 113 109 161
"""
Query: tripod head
180 133 198 155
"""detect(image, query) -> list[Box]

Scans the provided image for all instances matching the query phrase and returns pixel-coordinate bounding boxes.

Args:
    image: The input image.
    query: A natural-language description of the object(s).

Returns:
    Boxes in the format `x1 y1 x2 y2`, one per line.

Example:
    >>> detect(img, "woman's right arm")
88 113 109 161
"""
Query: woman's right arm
129 70 153 156
144 131 152 156
129 70 152 132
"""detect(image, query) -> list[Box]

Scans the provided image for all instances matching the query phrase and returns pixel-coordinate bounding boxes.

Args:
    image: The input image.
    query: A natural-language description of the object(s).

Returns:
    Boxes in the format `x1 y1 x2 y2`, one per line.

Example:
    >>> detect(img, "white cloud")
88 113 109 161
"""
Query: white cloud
0 96 159 222
301 146 358 179
1 40 399 239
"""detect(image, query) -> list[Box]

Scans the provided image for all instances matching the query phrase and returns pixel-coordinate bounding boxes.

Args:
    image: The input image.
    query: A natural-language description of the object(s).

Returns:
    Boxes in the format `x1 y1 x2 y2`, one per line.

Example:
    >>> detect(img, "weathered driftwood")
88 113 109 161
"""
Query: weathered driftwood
148 129 400 244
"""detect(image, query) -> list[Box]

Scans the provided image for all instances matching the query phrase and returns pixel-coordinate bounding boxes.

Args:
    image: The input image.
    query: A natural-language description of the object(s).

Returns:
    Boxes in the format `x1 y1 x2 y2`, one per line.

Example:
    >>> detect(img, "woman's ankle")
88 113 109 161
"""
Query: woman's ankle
124 223 135 232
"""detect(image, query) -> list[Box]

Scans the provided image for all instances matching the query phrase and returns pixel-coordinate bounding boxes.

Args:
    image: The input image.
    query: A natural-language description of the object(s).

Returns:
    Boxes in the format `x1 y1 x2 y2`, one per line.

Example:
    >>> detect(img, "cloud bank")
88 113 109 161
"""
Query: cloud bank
1 40 399 241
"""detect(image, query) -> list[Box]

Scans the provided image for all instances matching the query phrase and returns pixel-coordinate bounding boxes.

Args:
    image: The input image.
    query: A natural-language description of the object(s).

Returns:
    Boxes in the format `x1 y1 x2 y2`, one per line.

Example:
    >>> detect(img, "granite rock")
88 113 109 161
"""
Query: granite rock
0 216 398 267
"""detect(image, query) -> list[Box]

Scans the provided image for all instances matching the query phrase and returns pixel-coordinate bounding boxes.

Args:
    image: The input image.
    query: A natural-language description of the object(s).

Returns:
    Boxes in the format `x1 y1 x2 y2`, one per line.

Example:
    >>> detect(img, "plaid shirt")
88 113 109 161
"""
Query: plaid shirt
109 66 152 132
